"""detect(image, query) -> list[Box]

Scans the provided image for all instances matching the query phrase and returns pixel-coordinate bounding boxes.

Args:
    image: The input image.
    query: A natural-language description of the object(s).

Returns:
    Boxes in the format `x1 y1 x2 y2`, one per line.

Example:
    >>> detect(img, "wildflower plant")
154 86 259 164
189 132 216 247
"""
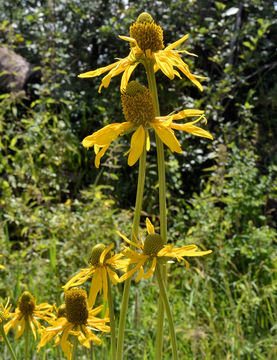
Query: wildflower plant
1 11 213 360
77 11 212 360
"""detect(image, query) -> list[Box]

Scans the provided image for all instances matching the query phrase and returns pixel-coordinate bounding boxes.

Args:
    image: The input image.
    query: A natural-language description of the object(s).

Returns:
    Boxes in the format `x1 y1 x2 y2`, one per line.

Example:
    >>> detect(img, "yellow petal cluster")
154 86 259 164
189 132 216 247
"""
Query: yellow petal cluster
82 81 212 167
78 13 205 92
117 218 212 282
63 243 128 307
38 290 110 360
4 292 54 340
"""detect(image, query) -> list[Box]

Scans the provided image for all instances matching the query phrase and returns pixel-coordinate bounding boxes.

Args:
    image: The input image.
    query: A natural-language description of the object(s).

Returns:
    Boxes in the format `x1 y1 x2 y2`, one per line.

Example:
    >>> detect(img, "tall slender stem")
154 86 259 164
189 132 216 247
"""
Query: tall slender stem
116 142 147 360
107 276 116 360
144 60 167 360
155 264 178 360
71 335 78 360
24 317 30 360
0 325 18 360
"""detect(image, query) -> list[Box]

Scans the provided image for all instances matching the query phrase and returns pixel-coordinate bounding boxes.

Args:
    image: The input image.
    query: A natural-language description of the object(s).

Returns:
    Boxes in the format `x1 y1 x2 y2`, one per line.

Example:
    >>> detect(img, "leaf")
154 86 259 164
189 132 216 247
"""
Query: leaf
222 7 239 17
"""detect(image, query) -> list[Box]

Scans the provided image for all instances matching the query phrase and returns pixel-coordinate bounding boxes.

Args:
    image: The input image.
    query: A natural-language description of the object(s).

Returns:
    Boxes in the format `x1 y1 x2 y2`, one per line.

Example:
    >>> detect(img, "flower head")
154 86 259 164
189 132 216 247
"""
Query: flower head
82 81 212 167
63 243 128 307
4 291 54 340
38 288 110 360
78 12 205 92
117 218 212 282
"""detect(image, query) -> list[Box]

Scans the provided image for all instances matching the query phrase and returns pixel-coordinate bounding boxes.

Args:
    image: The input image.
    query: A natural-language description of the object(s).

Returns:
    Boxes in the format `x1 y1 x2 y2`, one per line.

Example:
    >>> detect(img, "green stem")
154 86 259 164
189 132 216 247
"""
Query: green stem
116 142 147 360
71 335 78 360
107 276 116 360
155 263 178 360
24 317 30 360
0 324 18 360
144 60 167 360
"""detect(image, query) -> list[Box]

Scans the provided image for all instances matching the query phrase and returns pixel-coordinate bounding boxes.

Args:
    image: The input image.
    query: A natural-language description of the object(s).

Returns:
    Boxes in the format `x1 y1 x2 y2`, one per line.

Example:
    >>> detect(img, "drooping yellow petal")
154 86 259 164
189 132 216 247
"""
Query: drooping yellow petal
154 53 175 80
83 122 132 148
99 60 130 93
28 316 37 340
152 124 182 153
127 125 145 166
121 62 139 92
88 268 103 307
119 259 146 282
78 61 121 78
143 257 157 280
172 109 205 120
107 267 120 285
176 63 204 91
63 268 94 291
116 230 141 249
170 123 213 140
15 316 25 339
95 144 110 168
135 265 145 282
61 324 74 360
100 244 114 266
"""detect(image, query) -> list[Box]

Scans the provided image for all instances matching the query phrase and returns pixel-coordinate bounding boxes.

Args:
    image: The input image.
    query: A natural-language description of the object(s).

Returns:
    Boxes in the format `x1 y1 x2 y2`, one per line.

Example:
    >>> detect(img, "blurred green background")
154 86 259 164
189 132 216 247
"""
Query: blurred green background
0 0 276 359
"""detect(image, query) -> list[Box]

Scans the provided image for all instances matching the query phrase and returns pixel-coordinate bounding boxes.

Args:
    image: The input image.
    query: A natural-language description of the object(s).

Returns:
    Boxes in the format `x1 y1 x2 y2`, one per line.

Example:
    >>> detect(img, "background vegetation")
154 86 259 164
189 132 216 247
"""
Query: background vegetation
0 0 276 359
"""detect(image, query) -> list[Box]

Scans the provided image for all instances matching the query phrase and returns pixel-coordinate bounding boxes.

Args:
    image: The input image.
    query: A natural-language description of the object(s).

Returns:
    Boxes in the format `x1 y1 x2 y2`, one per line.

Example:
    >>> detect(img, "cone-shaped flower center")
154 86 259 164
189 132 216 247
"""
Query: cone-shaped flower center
57 304 66 318
130 12 164 52
18 291 36 316
65 288 89 325
121 81 156 127
89 243 111 266
143 233 165 256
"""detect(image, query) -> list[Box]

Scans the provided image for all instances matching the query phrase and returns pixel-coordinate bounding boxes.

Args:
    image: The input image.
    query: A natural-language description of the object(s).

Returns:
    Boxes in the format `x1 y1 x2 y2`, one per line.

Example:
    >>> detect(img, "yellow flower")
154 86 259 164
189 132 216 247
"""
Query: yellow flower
4 291 54 340
78 12 205 92
83 81 212 167
0 254 4 269
0 299 12 325
63 244 128 307
38 289 110 360
117 218 212 282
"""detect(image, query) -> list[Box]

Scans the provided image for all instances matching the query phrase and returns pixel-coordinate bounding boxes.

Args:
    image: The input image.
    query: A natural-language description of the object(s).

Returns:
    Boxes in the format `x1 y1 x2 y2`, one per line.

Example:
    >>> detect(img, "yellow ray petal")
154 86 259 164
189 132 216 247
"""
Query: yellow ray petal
118 35 137 45
152 124 182 153
119 260 146 282
121 62 139 92
100 243 114 265
143 257 157 279
135 265 145 282
95 144 110 168
61 324 73 360
28 317 37 340
102 267 108 302
170 123 213 140
78 61 121 78
146 218 155 234
172 109 204 120
107 267 120 285
127 125 145 166
63 268 93 290
164 34 189 51
154 53 175 80
146 129 150 151
88 269 102 307
116 230 141 249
